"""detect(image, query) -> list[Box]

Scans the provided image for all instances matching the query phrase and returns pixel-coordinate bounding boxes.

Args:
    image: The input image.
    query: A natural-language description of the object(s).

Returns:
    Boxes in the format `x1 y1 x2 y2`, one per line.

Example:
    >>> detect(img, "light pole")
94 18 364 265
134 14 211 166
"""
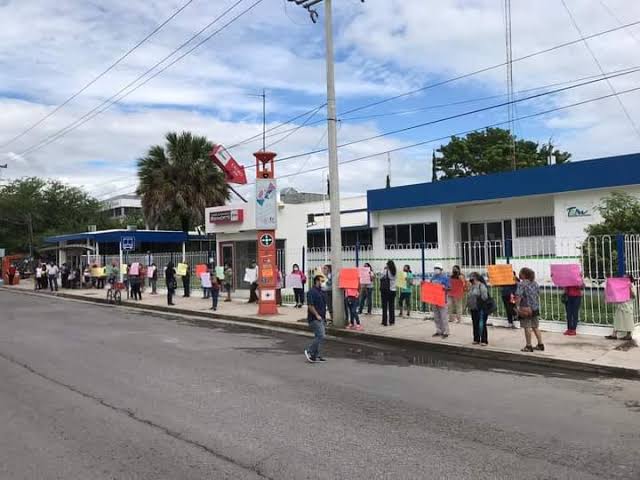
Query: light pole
287 0 364 326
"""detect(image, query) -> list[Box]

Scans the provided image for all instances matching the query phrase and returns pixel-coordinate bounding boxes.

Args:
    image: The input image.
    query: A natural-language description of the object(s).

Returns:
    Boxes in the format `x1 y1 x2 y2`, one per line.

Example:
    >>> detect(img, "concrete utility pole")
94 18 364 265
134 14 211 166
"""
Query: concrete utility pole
287 0 364 326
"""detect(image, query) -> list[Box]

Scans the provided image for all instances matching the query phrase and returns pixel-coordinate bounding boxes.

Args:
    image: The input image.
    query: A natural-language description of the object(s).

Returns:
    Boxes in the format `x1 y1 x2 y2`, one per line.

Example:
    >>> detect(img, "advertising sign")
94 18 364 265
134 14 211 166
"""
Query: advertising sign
255 179 277 230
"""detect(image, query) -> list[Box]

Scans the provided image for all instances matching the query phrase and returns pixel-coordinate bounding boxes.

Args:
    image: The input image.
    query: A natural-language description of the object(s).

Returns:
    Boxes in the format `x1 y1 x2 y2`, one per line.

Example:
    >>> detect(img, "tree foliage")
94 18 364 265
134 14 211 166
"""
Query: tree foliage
0 177 112 254
434 128 571 179
137 131 229 232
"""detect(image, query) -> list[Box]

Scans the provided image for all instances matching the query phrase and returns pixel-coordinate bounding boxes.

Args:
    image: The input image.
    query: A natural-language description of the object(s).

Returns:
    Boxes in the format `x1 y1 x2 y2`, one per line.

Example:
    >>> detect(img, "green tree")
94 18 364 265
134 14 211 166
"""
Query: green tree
435 128 571 179
583 192 640 279
0 177 112 254
136 131 230 232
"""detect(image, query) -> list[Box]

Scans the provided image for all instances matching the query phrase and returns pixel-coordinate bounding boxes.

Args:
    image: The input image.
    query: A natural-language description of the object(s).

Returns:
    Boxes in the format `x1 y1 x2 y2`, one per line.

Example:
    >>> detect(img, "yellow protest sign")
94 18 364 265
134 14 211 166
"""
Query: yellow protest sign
487 264 516 286
176 263 188 276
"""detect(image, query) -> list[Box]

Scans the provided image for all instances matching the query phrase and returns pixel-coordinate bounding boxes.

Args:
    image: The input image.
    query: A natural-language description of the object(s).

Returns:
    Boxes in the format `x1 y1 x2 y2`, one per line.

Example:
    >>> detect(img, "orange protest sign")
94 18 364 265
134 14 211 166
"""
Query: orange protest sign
338 268 360 289
195 264 208 277
487 264 516 286
420 282 446 307
450 278 465 299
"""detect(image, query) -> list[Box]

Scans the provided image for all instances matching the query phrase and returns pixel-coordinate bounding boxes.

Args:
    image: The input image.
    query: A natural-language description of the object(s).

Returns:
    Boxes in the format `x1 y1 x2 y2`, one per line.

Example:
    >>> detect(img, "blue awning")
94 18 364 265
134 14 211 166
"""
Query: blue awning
45 229 189 244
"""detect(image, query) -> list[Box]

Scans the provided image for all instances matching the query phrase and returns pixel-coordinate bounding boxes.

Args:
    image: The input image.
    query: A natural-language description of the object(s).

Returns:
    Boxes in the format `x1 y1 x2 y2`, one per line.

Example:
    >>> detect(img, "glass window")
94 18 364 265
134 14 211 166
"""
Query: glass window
515 216 555 237
384 226 397 248
425 223 438 245
396 225 410 245
411 224 425 245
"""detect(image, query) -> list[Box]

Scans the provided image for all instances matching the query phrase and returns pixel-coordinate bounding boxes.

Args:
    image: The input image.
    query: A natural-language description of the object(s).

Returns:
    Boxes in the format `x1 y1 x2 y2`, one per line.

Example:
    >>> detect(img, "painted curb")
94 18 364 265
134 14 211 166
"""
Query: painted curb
4 287 639 380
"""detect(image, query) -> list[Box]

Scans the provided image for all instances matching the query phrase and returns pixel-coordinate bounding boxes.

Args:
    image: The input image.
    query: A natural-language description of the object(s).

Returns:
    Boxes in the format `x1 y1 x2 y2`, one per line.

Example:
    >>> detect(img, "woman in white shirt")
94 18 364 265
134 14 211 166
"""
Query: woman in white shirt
380 260 397 326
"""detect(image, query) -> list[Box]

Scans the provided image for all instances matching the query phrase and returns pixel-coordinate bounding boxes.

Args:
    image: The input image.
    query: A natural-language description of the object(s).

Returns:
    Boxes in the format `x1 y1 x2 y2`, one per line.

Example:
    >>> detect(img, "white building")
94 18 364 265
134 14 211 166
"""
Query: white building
207 153 640 283
101 194 142 219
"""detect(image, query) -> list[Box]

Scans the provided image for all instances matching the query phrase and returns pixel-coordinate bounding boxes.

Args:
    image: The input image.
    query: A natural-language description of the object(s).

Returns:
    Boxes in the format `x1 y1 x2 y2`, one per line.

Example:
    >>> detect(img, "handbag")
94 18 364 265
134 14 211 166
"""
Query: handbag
518 306 533 318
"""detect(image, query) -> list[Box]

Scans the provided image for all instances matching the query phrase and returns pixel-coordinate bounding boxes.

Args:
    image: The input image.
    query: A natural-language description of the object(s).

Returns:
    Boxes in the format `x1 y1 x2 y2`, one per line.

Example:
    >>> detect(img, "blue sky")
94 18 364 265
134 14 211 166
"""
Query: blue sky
1 0 640 199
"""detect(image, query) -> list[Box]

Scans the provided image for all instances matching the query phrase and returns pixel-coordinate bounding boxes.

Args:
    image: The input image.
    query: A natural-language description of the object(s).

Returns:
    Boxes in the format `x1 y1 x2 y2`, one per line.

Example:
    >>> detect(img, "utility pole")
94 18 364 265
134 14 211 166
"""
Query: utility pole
288 0 365 327
248 90 267 151
0 163 7 183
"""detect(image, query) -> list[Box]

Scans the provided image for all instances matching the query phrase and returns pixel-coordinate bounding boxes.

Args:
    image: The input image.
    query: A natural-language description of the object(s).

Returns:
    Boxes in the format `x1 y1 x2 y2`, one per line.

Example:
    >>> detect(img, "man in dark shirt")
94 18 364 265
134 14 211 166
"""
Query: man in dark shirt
305 275 327 363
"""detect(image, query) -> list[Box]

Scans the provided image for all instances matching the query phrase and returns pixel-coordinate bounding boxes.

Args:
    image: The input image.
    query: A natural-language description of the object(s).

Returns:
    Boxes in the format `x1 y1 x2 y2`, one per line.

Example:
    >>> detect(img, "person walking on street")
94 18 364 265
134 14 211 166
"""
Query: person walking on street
210 273 221 311
224 263 233 302
467 272 489 345
431 264 451 338
166 262 177 306
358 262 374 315
606 275 635 341
398 265 414 317
47 261 59 291
380 260 397 326
516 267 544 352
563 283 583 336
305 275 327 363
291 264 306 308
182 264 191 298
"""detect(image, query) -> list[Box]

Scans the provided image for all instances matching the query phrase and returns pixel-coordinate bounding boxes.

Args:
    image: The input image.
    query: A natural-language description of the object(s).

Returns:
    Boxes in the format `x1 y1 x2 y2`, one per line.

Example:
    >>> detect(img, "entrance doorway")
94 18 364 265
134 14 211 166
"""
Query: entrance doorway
461 221 505 266
220 243 234 288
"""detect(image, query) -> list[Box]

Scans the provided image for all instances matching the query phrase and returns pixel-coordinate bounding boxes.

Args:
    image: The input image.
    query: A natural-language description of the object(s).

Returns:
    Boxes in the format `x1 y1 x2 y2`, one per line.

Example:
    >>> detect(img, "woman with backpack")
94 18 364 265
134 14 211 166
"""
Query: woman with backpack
380 260 397 326
467 272 490 345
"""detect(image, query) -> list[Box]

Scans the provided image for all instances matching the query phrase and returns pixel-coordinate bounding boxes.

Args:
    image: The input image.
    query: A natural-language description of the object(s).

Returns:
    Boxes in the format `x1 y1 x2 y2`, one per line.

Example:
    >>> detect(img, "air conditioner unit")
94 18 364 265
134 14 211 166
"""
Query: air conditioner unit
126 225 137 231
88 225 97 232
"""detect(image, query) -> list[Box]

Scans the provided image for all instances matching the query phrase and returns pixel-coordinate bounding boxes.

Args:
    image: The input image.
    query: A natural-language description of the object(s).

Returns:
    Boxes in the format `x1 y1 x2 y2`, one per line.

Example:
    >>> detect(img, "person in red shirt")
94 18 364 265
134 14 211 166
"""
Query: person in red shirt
563 284 583 336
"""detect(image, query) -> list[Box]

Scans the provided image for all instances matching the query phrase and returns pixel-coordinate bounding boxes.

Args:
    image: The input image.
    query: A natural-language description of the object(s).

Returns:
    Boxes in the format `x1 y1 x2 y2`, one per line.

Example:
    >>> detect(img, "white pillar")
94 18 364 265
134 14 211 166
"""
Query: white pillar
119 242 124 283
182 242 186 263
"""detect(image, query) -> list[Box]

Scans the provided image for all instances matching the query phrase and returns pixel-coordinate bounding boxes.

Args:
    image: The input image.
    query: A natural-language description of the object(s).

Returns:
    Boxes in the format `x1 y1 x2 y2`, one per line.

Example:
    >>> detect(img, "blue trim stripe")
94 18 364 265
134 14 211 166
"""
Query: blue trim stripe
367 153 640 212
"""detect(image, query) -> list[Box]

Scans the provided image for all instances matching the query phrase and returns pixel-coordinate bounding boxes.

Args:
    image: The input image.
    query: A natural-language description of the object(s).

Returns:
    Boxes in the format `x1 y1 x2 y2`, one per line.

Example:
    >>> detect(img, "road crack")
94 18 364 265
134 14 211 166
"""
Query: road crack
0 350 275 480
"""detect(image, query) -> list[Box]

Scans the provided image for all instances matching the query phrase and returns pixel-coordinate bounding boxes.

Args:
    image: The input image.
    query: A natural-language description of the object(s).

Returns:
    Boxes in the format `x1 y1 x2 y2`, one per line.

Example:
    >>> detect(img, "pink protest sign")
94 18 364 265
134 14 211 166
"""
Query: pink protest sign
550 264 583 287
129 262 140 275
605 277 631 304
358 267 372 285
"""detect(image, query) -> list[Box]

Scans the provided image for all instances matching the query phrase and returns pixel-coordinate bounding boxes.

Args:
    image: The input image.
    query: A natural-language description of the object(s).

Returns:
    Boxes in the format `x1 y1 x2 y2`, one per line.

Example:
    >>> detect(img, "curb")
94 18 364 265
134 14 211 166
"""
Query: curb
4 287 639 380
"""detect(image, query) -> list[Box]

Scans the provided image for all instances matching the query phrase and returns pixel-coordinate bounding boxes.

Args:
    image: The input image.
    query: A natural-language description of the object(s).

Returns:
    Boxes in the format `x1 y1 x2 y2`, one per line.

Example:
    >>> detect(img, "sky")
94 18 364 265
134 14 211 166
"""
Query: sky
1 0 640 201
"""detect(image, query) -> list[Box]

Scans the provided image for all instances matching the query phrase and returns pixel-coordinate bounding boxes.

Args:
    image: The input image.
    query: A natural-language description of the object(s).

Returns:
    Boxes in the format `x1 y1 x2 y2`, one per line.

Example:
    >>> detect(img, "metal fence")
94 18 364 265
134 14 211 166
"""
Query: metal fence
295 235 640 326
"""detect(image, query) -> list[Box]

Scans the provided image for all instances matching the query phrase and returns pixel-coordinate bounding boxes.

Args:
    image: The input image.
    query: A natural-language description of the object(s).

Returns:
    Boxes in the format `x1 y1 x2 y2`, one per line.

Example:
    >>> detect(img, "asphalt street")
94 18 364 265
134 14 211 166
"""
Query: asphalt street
1 290 639 480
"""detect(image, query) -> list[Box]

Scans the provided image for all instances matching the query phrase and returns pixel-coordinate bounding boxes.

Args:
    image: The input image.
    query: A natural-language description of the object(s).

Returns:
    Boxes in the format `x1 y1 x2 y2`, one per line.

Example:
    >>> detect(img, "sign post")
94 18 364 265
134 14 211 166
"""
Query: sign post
255 151 278 315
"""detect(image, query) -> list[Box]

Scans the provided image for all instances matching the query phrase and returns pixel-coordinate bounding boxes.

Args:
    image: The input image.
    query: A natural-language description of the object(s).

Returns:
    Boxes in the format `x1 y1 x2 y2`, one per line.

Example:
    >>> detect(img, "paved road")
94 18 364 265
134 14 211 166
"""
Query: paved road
1 290 639 480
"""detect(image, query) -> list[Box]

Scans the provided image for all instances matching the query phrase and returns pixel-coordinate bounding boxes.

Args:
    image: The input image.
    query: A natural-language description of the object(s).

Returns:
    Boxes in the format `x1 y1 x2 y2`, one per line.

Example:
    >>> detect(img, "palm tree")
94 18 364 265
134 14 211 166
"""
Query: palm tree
137 131 229 232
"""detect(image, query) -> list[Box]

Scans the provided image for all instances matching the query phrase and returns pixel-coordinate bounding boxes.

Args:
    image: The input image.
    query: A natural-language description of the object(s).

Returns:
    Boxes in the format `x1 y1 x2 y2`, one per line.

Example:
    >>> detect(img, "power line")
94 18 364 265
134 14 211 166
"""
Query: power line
266 104 325 149
0 0 196 149
15 0 265 157
255 83 640 185
267 66 640 165
338 18 640 117
560 0 640 140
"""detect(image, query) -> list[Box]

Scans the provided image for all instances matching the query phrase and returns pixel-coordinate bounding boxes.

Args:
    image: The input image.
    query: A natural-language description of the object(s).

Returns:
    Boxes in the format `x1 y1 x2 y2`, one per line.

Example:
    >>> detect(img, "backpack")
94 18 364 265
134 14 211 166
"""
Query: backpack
479 286 497 315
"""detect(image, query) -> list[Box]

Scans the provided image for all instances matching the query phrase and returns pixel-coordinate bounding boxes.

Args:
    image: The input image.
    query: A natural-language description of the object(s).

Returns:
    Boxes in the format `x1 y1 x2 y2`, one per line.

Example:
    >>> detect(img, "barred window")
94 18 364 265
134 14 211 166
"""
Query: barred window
384 223 438 248
515 216 555 237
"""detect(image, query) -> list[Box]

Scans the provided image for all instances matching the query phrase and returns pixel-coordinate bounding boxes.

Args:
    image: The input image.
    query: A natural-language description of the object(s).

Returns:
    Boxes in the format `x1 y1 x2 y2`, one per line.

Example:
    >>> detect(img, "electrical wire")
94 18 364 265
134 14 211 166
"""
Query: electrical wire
0 0 196 149
265 66 640 166
266 104 325 149
560 0 640 140
15 0 265 157
243 82 640 186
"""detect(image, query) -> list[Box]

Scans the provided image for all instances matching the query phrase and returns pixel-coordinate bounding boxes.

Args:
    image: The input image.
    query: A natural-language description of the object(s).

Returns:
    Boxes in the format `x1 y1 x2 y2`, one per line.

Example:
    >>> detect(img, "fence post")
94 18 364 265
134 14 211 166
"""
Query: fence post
355 241 360 267
617 234 626 277
302 246 306 273
421 242 426 280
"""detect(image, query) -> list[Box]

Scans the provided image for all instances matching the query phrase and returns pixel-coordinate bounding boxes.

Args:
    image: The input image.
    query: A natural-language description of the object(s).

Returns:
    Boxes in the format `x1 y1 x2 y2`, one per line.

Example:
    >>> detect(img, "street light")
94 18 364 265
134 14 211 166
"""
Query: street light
287 0 365 327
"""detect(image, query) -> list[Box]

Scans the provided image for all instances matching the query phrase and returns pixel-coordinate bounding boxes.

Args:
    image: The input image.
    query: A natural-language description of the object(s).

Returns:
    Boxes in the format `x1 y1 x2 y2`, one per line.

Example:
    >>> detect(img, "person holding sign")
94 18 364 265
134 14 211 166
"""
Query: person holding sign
223 264 233 302
200 265 211 299
148 263 158 295
515 268 544 352
467 272 489 345
290 264 307 308
500 272 519 329
380 261 397 326
210 272 221 311
182 264 191 298
165 262 177 306
606 275 635 341
448 265 467 324
398 265 414 317
358 263 374 315
431 264 451 338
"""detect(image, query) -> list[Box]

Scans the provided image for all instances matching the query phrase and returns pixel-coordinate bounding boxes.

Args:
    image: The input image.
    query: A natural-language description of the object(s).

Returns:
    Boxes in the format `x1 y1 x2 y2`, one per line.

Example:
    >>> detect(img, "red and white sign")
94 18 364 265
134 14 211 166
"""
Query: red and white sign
209 208 244 224
209 144 247 185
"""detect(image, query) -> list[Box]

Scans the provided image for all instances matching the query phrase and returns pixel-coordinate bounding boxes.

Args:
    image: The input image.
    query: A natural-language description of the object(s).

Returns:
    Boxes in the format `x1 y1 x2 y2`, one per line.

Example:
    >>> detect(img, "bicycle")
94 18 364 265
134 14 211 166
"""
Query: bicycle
106 281 125 305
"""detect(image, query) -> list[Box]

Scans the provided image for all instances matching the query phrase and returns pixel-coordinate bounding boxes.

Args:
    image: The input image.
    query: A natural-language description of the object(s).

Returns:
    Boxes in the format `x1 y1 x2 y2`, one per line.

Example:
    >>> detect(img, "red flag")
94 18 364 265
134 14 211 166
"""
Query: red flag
209 144 247 185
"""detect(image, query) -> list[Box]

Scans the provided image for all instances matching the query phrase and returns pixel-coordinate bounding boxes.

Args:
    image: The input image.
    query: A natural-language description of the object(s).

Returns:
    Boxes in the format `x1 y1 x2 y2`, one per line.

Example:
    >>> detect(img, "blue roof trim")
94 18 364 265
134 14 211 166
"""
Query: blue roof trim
45 230 188 244
367 153 640 212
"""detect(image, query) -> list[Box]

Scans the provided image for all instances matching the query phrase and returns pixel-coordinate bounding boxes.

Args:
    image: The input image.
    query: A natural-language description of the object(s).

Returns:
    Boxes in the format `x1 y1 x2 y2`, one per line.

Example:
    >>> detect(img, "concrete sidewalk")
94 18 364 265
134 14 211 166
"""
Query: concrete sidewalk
3 283 639 378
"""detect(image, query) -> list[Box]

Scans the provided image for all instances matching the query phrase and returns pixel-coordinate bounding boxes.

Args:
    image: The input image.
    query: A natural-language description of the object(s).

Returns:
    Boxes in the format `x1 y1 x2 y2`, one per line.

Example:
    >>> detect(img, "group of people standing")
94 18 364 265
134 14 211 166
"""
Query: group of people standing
164 262 233 311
